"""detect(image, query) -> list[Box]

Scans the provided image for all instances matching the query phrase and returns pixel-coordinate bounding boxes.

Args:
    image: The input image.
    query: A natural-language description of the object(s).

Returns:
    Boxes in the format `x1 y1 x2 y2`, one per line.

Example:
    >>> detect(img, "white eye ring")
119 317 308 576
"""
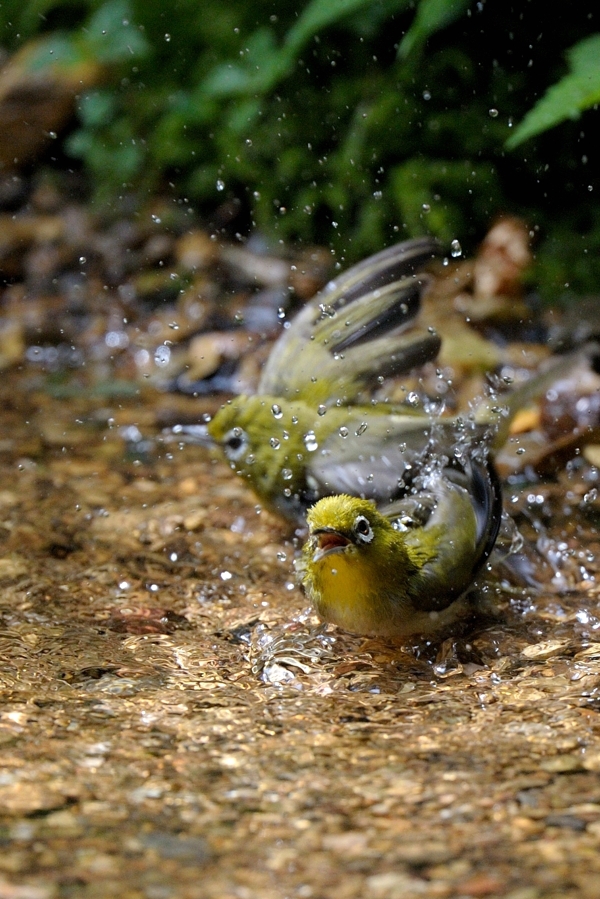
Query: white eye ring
353 514 374 544
223 427 249 461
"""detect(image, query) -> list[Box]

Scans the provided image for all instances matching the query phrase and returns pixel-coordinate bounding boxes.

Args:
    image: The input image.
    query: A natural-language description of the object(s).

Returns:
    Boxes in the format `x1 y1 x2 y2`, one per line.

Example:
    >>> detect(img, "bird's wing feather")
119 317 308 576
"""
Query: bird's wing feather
308 412 441 503
258 237 442 404
378 456 502 611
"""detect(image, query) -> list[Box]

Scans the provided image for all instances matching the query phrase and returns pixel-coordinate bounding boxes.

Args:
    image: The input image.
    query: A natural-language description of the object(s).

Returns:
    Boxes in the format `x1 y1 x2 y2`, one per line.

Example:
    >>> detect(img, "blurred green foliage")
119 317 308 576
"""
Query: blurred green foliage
506 34 600 149
1 0 599 299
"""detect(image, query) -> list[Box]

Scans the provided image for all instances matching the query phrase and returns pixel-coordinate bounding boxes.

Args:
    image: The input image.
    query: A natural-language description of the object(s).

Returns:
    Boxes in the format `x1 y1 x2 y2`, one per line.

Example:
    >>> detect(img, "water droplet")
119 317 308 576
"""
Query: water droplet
220 571 233 581
422 203 431 213
355 422 368 436
318 304 336 319
489 108 499 117
168 321 179 330
151 214 162 224
154 345 171 367
450 239 462 257
338 427 349 439
317 405 327 416
281 468 293 481
277 307 286 320
270 437 281 450
164 33 171 41
276 551 287 562
216 179 225 192
79 256 86 265
291 416 299 425
406 392 420 407
304 431 318 452
423 90 431 100
48 131 57 139
263 662 295 685
271 404 283 419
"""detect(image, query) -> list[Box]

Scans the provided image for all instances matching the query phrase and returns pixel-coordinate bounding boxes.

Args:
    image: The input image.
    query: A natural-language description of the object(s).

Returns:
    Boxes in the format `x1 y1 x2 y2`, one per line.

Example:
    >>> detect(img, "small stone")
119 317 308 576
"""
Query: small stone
540 754 584 773
583 752 600 772
457 874 506 896
521 639 572 660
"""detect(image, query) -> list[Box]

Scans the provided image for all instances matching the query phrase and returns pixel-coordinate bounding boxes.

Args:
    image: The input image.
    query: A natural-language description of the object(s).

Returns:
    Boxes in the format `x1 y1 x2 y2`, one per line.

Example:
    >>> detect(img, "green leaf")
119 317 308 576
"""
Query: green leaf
202 0 411 99
279 0 411 83
77 90 117 128
507 33 600 148
202 28 284 97
13 2 147 76
64 129 93 159
82 0 149 63
398 0 471 59
23 33 87 72
284 0 398 57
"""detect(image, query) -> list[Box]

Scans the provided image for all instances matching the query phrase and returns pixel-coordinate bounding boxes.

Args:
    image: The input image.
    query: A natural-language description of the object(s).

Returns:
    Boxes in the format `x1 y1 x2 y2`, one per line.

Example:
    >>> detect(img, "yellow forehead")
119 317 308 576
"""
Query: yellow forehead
207 396 257 439
307 494 378 533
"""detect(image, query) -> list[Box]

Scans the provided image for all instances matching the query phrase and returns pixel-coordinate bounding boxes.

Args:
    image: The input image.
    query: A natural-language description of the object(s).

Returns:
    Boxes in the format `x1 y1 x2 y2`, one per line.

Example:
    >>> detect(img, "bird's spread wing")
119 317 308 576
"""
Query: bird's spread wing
377 455 502 611
258 237 442 405
308 411 441 504
308 409 496 505
451 455 503 575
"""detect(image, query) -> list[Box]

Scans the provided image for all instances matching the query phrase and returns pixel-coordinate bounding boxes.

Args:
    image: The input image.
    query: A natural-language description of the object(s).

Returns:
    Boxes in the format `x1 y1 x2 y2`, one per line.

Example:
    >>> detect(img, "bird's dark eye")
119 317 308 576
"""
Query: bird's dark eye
353 514 374 544
223 427 249 461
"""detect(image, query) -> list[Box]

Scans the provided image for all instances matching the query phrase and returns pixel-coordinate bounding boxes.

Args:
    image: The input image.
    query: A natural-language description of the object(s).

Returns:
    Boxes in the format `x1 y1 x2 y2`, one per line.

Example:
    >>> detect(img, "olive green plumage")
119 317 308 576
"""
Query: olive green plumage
177 236 588 637
206 392 474 521
203 237 450 520
297 459 502 638
257 236 442 405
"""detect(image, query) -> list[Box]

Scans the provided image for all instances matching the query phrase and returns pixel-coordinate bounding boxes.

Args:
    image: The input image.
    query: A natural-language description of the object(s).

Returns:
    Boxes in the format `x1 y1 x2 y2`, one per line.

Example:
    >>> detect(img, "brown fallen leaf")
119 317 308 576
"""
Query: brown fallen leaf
106 607 190 634
473 215 532 299
0 39 104 169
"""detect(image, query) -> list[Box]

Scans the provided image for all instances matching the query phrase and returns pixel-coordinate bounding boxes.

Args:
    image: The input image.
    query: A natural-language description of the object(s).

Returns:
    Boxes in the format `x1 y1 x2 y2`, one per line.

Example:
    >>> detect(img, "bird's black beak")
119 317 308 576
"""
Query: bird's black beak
166 424 215 448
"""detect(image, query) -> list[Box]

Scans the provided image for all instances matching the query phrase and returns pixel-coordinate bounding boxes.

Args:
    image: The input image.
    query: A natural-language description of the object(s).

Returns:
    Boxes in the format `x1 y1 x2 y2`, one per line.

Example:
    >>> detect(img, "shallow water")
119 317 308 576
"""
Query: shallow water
1 371 600 899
